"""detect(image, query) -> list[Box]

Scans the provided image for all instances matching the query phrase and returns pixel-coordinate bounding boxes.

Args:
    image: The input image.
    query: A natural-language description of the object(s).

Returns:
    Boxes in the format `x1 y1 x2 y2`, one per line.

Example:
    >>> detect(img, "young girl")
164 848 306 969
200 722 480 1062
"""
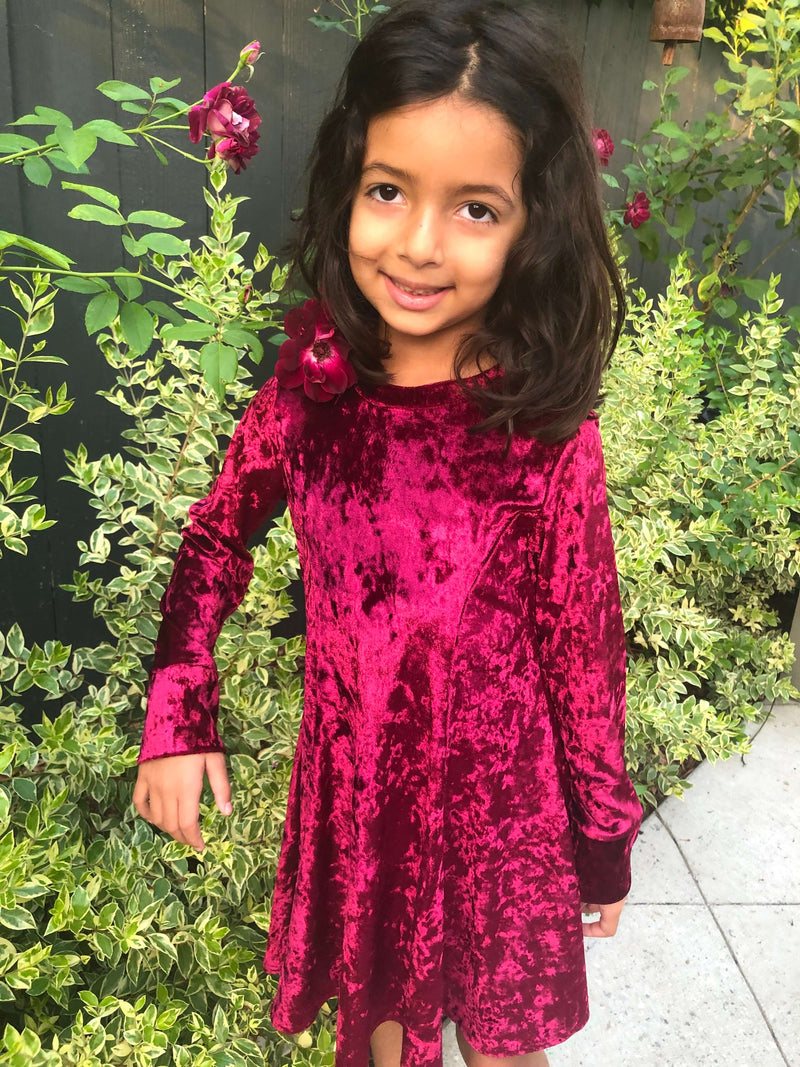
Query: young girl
133 2 643 1066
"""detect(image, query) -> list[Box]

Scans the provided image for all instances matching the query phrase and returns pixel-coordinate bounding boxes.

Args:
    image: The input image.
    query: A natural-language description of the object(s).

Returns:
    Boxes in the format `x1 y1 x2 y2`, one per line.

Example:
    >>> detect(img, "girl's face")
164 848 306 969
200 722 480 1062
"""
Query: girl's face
348 93 527 366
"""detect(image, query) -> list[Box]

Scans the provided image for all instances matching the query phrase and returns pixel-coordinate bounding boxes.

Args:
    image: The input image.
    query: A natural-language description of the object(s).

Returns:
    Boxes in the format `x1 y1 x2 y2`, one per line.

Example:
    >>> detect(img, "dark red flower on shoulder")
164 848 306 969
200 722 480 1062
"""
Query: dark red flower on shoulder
623 191 651 229
189 82 261 173
275 299 357 402
592 127 614 167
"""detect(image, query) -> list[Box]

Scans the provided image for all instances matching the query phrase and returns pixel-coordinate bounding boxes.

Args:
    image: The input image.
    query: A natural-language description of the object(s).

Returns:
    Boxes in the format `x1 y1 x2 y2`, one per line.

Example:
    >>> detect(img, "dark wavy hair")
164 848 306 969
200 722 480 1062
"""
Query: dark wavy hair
287 0 625 446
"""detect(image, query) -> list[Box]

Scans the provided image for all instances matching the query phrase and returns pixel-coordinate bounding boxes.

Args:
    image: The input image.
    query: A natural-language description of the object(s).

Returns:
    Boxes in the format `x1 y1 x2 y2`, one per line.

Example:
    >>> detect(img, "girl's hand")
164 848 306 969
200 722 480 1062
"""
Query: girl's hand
580 896 627 938
132 752 232 852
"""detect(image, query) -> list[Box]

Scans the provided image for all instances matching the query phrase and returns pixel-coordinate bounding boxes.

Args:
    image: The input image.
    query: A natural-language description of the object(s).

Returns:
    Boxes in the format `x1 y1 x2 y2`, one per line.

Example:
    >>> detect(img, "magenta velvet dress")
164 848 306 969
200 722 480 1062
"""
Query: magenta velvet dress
138 361 643 1067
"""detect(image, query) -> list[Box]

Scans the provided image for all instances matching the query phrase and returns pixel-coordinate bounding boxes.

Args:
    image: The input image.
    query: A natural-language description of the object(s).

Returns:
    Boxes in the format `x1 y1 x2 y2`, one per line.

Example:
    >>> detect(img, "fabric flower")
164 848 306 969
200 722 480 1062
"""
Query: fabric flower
592 128 614 167
275 299 357 402
188 82 261 173
623 192 651 229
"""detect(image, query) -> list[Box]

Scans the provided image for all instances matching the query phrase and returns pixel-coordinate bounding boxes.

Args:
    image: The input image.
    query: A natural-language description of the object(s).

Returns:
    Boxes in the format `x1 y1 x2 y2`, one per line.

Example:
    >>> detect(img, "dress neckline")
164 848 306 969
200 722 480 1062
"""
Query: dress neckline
355 361 504 409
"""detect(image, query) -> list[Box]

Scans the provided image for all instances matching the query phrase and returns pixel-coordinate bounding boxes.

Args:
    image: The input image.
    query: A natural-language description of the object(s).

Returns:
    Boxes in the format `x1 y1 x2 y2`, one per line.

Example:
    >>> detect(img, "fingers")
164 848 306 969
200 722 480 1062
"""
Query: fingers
205 752 233 816
580 898 626 938
132 754 225 852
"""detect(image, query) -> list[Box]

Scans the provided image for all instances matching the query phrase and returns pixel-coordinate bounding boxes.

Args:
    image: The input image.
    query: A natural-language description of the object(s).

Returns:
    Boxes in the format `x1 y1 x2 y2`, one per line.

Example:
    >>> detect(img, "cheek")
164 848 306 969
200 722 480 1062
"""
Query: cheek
348 203 380 263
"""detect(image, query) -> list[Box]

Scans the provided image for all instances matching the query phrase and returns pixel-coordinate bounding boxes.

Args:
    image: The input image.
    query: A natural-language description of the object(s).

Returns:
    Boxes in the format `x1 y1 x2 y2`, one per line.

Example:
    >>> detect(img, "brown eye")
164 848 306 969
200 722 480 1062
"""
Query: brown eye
369 184 401 203
459 202 498 224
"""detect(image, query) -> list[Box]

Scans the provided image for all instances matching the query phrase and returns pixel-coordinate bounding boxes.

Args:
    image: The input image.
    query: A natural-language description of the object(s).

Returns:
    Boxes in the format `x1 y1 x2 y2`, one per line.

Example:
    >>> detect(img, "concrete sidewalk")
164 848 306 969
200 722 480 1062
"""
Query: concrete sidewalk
442 700 800 1067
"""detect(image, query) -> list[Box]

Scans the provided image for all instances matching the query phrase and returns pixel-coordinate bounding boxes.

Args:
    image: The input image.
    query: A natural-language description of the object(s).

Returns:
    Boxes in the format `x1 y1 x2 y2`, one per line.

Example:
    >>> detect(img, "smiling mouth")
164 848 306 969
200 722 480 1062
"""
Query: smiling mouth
386 274 450 296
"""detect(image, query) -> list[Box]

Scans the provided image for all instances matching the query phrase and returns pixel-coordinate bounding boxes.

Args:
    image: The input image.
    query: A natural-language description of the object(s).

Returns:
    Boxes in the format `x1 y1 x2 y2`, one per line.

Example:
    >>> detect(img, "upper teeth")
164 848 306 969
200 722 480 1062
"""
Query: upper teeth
395 280 441 295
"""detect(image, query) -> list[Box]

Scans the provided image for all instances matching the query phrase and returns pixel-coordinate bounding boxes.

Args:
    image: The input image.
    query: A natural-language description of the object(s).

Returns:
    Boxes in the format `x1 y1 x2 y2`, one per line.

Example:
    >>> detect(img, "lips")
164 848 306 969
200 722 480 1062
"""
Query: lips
382 272 452 311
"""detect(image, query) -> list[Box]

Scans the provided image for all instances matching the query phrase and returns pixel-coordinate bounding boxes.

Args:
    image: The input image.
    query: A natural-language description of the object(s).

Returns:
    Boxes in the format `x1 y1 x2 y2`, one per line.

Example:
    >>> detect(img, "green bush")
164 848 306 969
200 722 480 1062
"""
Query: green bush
0 330 337 1065
605 255 800 807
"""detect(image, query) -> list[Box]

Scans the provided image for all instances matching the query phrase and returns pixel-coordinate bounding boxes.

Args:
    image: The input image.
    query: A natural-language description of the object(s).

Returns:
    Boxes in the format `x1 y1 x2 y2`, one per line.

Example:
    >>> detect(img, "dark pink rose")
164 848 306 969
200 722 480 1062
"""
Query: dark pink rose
275 298 357 402
623 191 651 229
592 127 614 167
188 82 261 172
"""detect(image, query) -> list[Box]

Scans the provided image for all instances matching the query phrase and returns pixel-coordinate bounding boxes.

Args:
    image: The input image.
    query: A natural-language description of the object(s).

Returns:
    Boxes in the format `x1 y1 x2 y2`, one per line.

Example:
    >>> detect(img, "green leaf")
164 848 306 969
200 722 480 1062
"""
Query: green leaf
676 204 696 236
0 134 39 152
10 105 70 126
146 300 184 326
45 149 89 175
137 232 190 256
1 433 40 453
86 292 120 335
119 302 154 354
654 120 685 140
665 65 690 87
784 176 799 226
714 78 738 95
0 906 35 930
120 101 149 115
54 276 108 294
121 234 148 257
161 322 216 344
97 79 151 102
704 27 728 43
697 272 721 302
68 203 126 226
200 341 238 387
115 275 144 301
222 325 263 363
28 304 55 336
713 296 738 318
61 181 120 210
150 76 182 94
0 232 73 268
126 210 185 229
11 778 36 801
736 277 770 300
82 119 137 147
22 156 51 187
780 118 800 136
56 124 97 168
6 624 24 658
178 298 217 323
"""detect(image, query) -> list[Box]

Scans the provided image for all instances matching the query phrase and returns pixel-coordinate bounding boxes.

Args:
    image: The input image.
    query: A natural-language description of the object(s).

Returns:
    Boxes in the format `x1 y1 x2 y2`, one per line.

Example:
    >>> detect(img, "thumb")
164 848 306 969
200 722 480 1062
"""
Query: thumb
205 752 232 815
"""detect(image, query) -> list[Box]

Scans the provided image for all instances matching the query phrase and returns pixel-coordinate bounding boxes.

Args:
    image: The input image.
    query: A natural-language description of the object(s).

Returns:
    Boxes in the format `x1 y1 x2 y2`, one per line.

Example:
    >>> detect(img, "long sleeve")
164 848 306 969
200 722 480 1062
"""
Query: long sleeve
530 413 642 904
137 374 286 764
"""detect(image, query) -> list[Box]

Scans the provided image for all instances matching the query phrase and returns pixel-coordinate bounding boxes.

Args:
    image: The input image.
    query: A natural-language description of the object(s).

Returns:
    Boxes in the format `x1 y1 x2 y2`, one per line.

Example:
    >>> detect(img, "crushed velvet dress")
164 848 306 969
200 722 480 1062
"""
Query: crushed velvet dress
137 361 643 1067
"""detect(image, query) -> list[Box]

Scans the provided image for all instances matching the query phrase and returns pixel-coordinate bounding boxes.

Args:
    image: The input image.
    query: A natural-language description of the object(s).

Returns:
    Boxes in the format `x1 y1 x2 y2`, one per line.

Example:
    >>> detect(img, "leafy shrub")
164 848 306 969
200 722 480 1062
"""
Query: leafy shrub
605 256 800 806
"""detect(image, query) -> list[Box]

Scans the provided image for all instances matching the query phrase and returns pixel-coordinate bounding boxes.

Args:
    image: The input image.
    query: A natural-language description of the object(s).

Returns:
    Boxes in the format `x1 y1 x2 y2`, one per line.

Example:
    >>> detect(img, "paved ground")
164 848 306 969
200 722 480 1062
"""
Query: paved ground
442 700 800 1067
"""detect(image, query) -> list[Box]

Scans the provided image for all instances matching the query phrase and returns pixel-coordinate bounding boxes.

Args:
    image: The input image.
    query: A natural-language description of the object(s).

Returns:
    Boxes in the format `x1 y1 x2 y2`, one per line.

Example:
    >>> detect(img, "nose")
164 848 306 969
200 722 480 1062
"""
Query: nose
398 206 443 268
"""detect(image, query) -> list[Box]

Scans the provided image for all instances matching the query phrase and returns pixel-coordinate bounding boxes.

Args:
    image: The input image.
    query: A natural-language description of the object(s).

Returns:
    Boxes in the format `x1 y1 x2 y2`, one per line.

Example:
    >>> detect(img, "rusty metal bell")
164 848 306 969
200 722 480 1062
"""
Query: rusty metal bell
650 0 707 65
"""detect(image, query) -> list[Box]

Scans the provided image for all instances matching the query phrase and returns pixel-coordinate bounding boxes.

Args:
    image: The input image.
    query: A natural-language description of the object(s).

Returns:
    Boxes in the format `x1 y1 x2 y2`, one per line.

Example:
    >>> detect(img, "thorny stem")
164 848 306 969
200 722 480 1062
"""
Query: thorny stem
6 266 191 301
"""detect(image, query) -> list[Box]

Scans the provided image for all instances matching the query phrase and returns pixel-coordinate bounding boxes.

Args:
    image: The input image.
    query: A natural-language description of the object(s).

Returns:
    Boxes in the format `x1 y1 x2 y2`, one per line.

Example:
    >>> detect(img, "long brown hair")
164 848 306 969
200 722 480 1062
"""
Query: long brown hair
287 0 625 446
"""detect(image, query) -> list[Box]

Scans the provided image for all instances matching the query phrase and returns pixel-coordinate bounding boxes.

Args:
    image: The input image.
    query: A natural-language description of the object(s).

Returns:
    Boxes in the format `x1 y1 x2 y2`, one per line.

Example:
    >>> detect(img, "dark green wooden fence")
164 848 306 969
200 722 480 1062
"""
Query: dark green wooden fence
0 0 795 654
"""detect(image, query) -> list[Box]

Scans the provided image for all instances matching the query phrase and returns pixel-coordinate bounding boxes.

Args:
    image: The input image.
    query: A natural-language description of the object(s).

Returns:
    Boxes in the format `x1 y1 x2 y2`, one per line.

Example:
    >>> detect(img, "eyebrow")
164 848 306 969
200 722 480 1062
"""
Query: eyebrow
361 161 516 209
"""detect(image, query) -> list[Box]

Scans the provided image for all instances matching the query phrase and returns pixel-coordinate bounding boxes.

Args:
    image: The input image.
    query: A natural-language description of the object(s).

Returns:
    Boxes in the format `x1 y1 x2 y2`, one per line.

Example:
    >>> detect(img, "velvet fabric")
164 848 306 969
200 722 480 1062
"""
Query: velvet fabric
138 362 643 1066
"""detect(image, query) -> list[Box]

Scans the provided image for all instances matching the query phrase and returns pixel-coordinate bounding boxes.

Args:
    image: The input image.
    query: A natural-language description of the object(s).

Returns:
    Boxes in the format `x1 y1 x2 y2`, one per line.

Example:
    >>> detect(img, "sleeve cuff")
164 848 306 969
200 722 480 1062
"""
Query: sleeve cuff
573 827 638 905
137 663 226 764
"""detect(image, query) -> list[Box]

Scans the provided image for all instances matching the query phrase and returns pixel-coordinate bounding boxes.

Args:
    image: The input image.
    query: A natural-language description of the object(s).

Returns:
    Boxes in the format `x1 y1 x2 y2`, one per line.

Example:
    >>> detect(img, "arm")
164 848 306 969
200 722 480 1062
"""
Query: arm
137 374 286 764
530 413 642 906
